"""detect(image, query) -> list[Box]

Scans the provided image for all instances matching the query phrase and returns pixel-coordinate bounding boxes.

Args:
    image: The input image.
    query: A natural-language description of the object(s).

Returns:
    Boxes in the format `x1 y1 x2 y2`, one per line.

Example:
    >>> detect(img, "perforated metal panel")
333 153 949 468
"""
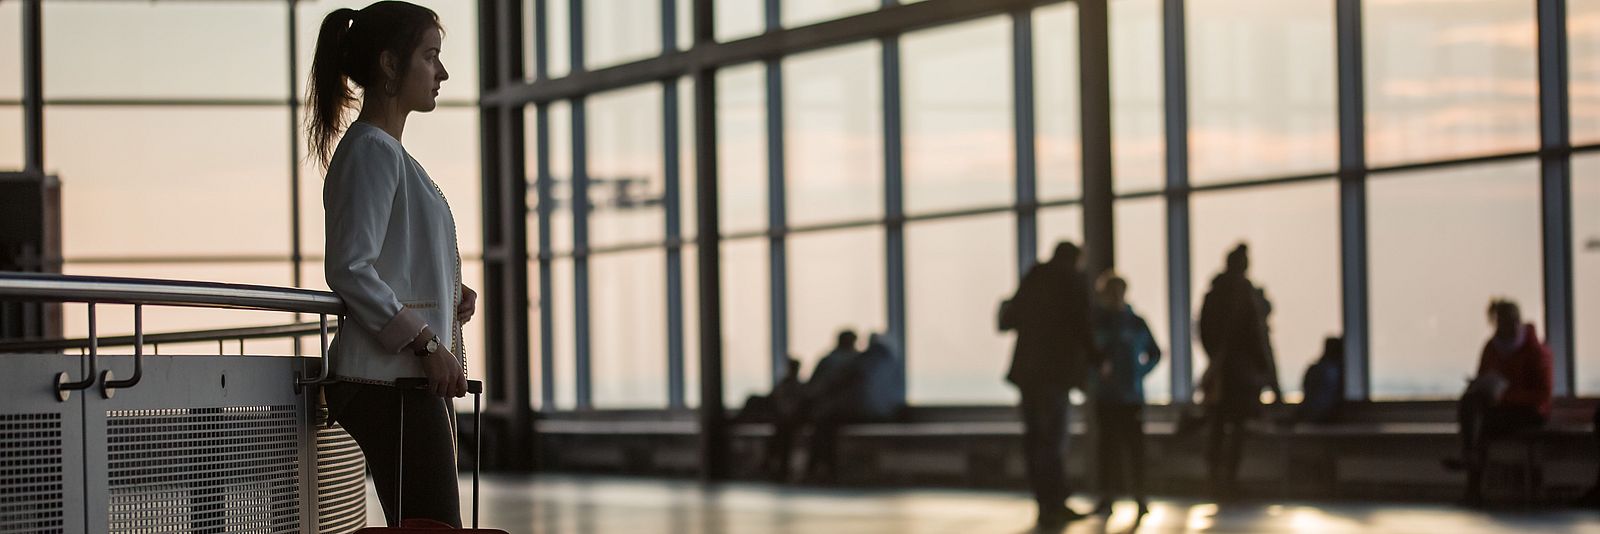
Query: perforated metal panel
315 421 367 533
0 413 66 534
104 405 300 533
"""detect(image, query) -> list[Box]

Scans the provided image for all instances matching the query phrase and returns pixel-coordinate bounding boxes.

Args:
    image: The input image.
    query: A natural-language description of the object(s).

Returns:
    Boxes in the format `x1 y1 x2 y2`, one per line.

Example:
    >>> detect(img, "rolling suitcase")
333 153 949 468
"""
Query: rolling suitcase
353 378 508 533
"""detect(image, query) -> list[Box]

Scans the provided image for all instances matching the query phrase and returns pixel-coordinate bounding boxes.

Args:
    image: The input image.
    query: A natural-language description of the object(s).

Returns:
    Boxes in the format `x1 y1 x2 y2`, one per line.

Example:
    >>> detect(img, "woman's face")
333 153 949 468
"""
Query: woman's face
396 28 448 112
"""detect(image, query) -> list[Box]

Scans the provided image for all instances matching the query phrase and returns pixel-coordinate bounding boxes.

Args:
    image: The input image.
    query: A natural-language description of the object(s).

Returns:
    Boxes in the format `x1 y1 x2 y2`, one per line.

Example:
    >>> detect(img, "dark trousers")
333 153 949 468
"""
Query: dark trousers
326 382 462 528
1019 388 1073 514
1094 402 1146 502
1204 409 1248 496
805 418 842 480
1457 391 1545 497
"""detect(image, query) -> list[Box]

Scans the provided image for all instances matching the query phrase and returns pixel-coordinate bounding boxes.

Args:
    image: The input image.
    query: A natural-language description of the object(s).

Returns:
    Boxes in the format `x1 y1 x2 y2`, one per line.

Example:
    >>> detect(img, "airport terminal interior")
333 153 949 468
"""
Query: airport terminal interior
1 0 1599 532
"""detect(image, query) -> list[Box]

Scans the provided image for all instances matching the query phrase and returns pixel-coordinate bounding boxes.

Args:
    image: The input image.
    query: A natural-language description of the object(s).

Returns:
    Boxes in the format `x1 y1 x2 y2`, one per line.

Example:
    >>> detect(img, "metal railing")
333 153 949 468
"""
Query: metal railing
0 272 346 401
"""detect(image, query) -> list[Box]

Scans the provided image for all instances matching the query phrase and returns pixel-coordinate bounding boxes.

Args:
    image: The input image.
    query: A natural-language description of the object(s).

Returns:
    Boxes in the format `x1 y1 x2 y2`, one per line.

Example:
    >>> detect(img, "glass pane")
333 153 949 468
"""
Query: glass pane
0 3 19 100
717 63 768 234
721 238 771 407
1112 0 1165 194
454 259 489 412
1188 0 1337 185
1191 180 1341 403
683 243 701 407
588 84 665 247
1369 160 1543 399
548 0 573 78
783 0 876 28
49 107 289 258
1035 4 1082 202
590 249 668 408
1575 154 1600 395
297 1 480 101
783 43 883 226
1573 0 1600 144
1115 197 1170 403
45 2 286 99
903 16 1014 215
62 262 295 356
585 0 661 70
0 106 20 171
677 0 694 51
715 0 765 42
1364 0 1538 167
1037 205 1084 267
679 77 699 240
788 228 887 374
906 213 1018 404
552 258 577 409
528 259 544 411
298 108 482 258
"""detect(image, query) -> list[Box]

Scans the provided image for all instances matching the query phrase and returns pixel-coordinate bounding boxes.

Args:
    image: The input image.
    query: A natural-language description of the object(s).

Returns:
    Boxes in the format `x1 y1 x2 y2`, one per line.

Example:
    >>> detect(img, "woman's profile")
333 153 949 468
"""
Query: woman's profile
307 1 474 527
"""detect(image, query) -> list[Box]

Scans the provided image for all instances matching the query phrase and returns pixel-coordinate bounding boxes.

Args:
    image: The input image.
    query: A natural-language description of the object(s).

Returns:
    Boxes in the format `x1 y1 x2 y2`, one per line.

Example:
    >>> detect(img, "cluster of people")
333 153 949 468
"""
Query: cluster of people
744 331 903 482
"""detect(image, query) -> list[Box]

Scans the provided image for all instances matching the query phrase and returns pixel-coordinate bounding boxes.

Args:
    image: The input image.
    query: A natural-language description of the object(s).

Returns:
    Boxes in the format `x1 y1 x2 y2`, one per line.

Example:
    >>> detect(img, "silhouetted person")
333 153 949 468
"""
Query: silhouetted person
802 331 861 481
1291 337 1345 425
1088 272 1161 517
1196 244 1280 500
801 332 901 482
761 357 806 481
1001 241 1099 529
1444 299 1552 507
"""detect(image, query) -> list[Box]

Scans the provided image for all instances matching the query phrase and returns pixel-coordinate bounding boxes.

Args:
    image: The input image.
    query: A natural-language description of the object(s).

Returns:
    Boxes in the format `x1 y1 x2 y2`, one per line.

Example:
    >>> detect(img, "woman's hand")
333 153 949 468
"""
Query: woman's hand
457 284 477 325
422 346 468 398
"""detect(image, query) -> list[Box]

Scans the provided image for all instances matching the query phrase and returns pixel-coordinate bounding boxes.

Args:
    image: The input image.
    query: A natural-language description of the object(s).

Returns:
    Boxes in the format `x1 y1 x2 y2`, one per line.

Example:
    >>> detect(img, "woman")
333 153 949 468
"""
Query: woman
308 2 473 527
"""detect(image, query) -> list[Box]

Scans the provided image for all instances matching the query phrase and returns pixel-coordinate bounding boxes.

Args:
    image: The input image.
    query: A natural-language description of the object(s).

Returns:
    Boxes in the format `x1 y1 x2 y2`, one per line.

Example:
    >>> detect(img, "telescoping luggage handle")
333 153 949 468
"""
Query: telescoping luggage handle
392 378 484 530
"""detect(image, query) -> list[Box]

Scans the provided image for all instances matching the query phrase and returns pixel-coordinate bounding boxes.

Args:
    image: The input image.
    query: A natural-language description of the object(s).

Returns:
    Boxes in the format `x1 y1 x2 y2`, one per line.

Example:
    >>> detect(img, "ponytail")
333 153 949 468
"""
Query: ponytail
304 2 441 169
306 8 360 169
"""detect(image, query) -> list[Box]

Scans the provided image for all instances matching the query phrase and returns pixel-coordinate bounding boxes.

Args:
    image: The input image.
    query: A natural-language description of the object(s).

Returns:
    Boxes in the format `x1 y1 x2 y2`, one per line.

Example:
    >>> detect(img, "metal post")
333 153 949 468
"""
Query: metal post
664 0 686 412
1162 0 1194 403
536 105 557 411
570 0 592 410
1538 0 1575 397
883 35 908 403
1079 0 1115 277
1336 0 1371 401
693 0 730 482
287 1 303 289
1013 9 1038 276
22 0 43 176
766 58 789 385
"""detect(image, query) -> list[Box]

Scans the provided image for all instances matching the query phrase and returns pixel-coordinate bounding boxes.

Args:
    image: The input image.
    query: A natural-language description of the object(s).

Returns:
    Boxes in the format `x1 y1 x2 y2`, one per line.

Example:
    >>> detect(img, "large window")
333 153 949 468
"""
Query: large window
48 2 286 100
783 0 877 28
1576 154 1600 395
1191 180 1341 402
1188 0 1337 184
1364 0 1539 167
903 17 1014 214
1573 0 1600 144
583 0 660 70
1369 160 1544 399
907 213 1017 405
783 43 883 227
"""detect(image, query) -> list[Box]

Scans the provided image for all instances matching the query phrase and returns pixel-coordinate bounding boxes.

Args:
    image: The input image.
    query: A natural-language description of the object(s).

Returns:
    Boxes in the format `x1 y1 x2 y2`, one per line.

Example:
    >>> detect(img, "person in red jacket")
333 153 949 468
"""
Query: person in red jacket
1444 299 1553 506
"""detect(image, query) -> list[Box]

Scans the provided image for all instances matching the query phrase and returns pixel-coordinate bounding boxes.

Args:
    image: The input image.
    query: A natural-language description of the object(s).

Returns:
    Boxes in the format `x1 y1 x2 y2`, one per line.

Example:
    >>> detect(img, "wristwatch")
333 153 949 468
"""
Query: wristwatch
413 335 441 358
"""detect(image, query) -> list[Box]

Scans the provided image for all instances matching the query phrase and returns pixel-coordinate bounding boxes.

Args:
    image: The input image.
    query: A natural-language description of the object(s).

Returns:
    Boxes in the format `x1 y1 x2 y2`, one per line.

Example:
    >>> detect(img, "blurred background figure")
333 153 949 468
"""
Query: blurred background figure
1443 299 1552 507
1089 271 1161 517
1196 244 1281 500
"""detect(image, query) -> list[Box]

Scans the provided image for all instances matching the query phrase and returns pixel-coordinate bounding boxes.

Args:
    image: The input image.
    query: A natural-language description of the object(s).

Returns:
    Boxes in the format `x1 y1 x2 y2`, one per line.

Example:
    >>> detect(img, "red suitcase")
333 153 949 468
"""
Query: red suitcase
353 378 508 533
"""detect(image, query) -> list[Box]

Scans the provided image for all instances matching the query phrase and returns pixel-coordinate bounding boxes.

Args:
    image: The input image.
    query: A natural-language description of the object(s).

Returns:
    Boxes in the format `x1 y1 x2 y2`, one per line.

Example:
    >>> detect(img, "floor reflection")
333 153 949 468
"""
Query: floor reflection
359 475 1600 533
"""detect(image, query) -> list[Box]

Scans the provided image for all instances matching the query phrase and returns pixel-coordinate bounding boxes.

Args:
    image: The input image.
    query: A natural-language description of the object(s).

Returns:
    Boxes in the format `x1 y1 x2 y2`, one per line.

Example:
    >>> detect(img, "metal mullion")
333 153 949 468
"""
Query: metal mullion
572 97 592 410
766 59 789 386
22 0 42 175
1538 0 1575 397
693 0 729 481
536 104 557 411
1336 0 1370 401
883 34 908 401
665 77 686 408
1079 0 1114 276
1162 0 1193 404
1013 8 1038 277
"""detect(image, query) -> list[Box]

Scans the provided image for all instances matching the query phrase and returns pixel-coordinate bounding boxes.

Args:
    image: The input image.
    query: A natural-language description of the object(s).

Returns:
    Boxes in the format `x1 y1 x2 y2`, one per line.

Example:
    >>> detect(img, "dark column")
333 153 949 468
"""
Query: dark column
1537 0 1574 397
1162 0 1194 403
1079 0 1115 276
693 0 730 482
1336 0 1371 401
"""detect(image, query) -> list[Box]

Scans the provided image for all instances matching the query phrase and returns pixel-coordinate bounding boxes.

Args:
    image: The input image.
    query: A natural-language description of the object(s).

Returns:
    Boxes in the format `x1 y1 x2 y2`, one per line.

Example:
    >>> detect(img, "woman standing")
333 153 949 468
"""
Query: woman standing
308 2 474 527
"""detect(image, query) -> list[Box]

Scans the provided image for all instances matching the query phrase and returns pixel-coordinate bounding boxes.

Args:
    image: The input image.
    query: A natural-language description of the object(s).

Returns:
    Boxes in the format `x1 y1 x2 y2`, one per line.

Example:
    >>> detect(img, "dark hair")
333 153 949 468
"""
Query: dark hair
1096 270 1127 295
306 1 442 167
1488 298 1521 323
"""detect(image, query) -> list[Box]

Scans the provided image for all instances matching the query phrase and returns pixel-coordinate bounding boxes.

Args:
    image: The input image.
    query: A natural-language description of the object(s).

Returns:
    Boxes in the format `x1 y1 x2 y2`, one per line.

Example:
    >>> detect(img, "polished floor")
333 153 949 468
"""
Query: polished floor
362 475 1600 533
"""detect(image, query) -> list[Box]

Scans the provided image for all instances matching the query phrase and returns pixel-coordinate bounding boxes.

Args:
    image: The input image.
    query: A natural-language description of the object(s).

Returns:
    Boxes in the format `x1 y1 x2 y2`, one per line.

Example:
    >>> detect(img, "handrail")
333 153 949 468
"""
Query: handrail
0 272 347 398
0 272 344 315
0 320 340 352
